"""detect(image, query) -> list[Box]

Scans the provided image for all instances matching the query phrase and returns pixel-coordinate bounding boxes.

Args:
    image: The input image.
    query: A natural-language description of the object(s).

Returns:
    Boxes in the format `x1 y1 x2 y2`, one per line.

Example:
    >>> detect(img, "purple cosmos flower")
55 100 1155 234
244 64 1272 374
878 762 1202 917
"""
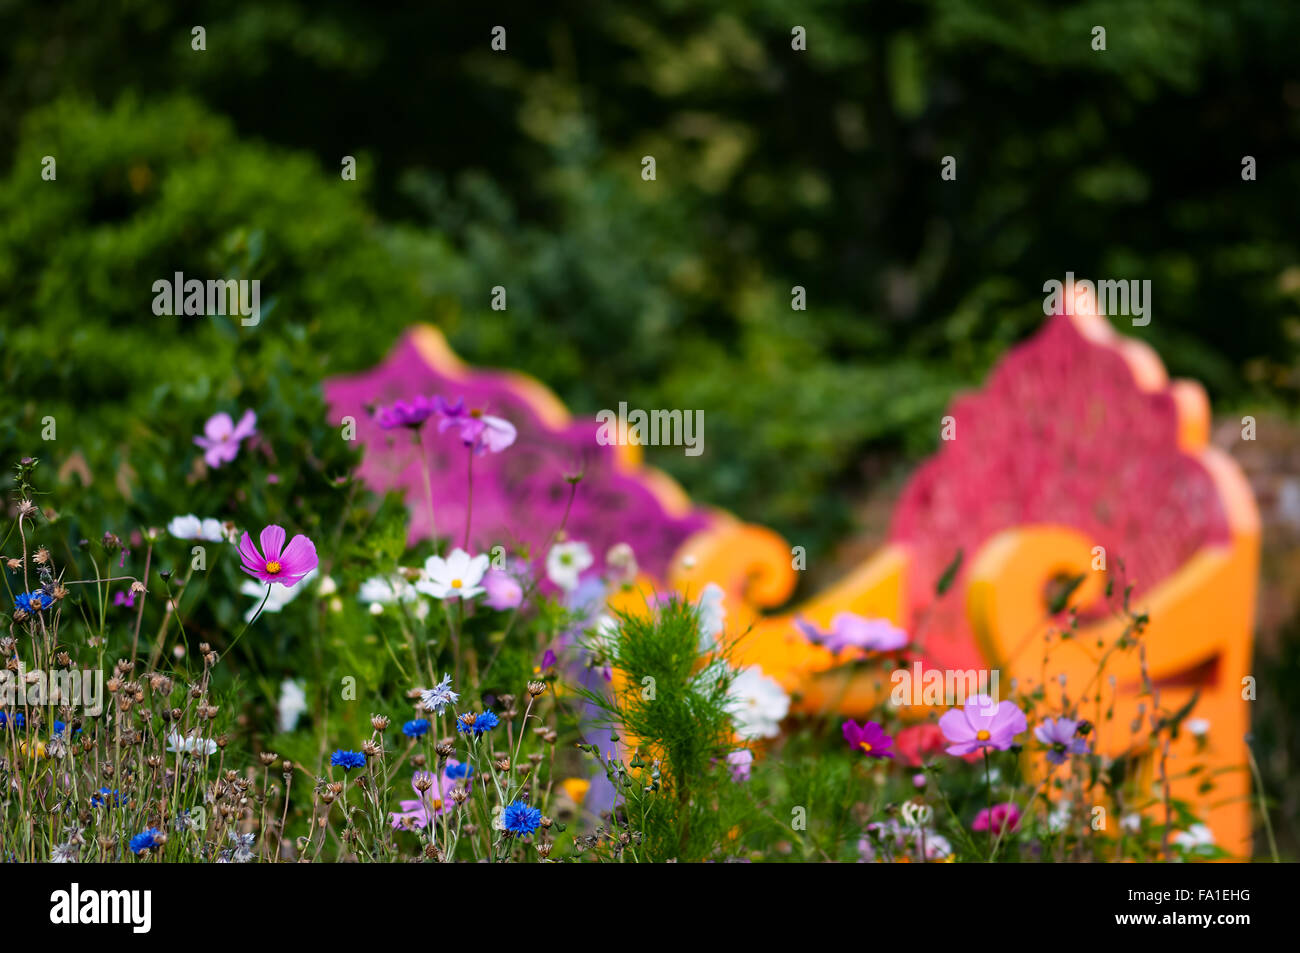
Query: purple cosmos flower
795 613 908 654
433 395 467 427
842 719 895 759
726 749 754 782
375 395 435 430
1034 716 1088 765
113 590 135 609
539 648 558 670
238 525 319 586
194 410 257 468
939 695 1027 756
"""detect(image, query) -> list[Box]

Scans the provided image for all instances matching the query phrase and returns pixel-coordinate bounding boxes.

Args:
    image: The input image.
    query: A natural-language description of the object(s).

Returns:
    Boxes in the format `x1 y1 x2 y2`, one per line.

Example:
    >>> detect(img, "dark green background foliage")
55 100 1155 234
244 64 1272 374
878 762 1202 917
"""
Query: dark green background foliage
3 0 1299 554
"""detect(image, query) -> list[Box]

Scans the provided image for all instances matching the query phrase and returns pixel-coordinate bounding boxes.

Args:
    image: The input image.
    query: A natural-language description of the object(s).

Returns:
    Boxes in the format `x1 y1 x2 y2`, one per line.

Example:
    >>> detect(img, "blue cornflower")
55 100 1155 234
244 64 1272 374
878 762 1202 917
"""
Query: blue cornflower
445 762 474 780
402 718 431 739
129 827 163 855
0 712 24 730
502 800 542 837
91 787 123 808
14 591 53 615
473 711 499 734
330 749 366 771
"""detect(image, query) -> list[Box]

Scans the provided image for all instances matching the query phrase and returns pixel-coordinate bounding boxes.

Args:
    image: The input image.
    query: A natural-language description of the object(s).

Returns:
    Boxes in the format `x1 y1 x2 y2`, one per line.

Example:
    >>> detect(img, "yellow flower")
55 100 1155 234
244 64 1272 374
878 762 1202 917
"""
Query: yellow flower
20 740 47 759
561 777 591 804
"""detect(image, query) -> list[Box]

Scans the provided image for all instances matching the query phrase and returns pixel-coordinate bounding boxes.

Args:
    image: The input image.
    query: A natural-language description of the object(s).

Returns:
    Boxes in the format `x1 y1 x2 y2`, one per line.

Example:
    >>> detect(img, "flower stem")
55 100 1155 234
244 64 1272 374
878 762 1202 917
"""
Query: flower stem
414 428 438 545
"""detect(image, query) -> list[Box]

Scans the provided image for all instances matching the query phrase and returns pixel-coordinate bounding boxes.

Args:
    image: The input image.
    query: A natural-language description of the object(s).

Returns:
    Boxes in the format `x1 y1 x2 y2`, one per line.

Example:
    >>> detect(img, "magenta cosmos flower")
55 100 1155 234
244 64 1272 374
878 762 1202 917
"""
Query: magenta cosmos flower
796 613 908 654
375 395 435 430
1034 716 1088 765
939 695 1027 756
972 802 1021 836
238 525 318 586
194 410 256 468
842 719 895 759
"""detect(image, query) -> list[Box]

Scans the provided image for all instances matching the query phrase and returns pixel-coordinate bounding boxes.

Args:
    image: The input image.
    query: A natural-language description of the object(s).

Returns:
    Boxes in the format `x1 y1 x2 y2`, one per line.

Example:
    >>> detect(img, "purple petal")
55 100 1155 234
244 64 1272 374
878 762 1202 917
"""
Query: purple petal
259 525 287 563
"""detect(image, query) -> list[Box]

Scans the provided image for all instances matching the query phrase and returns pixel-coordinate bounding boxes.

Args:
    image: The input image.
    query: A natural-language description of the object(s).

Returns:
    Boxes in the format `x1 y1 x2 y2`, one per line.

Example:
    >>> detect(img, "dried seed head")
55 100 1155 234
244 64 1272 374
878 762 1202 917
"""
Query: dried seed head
435 739 455 758
370 714 390 731
495 757 510 772
130 581 146 595
33 547 51 565
526 680 548 698
413 775 435 793
259 752 278 766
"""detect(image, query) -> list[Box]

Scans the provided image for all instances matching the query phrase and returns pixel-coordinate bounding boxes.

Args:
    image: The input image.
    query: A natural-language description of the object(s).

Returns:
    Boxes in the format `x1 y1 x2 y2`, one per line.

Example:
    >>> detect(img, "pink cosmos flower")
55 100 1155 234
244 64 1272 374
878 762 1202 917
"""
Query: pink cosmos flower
795 613 908 654
388 765 467 830
194 410 257 468
938 695 1027 756
434 396 517 455
459 414 517 455
971 802 1021 836
482 568 524 610
842 719 895 759
238 525 318 586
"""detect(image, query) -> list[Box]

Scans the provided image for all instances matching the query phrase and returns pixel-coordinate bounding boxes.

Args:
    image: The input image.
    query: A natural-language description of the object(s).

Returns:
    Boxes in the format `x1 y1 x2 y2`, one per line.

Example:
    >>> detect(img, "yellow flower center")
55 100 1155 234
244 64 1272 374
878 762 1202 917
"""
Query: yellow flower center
860 742 873 754
976 729 991 741
451 579 463 589
265 561 281 574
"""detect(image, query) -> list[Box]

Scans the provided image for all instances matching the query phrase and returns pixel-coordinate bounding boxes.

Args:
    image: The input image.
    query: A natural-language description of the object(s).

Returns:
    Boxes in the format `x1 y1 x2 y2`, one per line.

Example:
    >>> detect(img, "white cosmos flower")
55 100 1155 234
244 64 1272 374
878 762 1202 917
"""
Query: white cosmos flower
697 582 726 651
1120 813 1142 834
167 730 217 756
727 665 790 740
547 541 593 591
168 514 227 542
278 679 307 733
1186 717 1210 737
240 568 316 622
358 572 419 605
1173 824 1215 851
417 549 489 600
